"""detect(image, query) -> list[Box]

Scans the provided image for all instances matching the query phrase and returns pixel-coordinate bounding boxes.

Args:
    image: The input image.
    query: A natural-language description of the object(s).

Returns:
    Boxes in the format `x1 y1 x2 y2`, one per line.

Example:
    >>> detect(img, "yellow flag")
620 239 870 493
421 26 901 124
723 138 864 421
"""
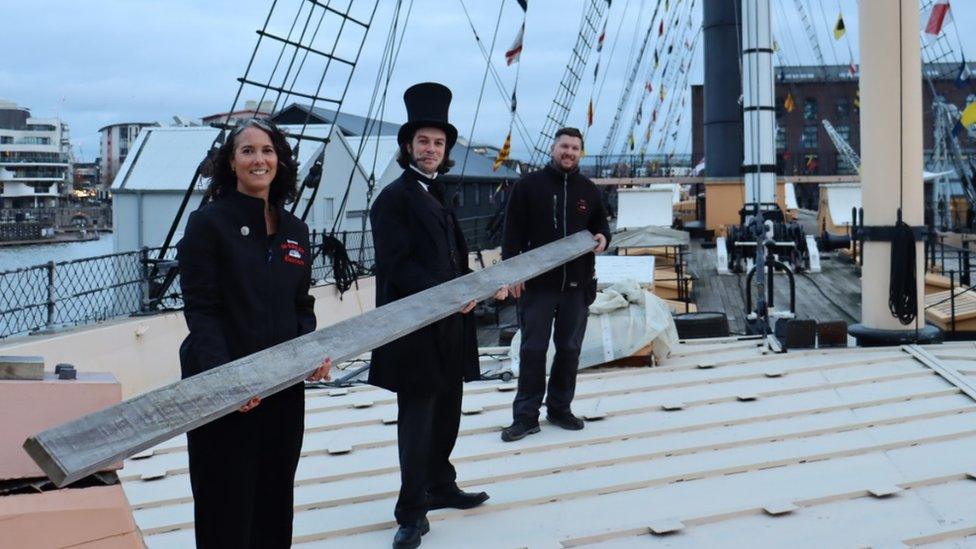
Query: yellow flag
962 102 976 129
834 12 846 40
493 132 511 171
784 93 796 113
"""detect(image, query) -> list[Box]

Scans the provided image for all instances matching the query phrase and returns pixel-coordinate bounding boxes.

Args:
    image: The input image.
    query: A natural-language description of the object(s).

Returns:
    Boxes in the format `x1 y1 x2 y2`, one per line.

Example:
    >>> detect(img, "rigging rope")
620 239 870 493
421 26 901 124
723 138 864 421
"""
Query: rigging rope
456 0 507 185
457 0 534 152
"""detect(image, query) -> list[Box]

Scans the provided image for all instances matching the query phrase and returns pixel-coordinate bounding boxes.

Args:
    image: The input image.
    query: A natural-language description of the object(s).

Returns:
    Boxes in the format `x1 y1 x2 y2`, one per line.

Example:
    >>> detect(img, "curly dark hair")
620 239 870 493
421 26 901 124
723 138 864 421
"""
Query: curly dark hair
396 140 455 175
206 118 299 208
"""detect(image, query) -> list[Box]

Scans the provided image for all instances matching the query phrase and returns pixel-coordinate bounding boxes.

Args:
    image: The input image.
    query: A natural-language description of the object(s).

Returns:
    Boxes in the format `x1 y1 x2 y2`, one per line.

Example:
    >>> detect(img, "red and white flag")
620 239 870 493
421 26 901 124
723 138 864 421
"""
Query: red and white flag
597 22 606 52
925 0 950 37
505 23 525 66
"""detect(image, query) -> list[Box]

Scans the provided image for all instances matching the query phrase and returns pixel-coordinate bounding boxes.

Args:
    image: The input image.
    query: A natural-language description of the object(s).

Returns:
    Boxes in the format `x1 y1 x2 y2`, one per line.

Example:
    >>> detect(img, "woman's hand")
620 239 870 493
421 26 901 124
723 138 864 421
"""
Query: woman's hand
239 396 261 413
306 357 333 382
493 285 509 301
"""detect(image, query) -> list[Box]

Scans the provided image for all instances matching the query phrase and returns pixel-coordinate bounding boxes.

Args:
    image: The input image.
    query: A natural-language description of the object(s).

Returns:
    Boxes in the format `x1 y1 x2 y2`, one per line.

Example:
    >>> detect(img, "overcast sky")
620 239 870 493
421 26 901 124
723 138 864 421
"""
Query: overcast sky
2 0 974 163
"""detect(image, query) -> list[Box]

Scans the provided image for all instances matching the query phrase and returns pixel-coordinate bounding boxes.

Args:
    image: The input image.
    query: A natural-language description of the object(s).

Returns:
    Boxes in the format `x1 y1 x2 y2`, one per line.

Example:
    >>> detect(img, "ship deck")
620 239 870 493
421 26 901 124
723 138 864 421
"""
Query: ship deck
689 239 862 334
121 340 976 548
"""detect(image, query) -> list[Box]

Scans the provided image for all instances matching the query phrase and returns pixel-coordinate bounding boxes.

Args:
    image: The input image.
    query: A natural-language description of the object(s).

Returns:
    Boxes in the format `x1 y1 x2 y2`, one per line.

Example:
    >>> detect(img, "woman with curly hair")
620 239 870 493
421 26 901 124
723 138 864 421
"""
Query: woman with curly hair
177 118 331 548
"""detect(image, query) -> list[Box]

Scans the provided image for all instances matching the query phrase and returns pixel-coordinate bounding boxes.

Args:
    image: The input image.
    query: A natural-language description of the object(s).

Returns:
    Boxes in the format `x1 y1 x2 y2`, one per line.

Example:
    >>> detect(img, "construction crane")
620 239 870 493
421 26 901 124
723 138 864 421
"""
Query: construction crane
821 119 861 173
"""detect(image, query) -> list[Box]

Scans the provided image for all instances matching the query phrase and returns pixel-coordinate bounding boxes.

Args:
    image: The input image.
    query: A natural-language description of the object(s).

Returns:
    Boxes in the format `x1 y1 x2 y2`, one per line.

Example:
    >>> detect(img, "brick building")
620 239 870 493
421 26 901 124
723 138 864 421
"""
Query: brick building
692 62 975 180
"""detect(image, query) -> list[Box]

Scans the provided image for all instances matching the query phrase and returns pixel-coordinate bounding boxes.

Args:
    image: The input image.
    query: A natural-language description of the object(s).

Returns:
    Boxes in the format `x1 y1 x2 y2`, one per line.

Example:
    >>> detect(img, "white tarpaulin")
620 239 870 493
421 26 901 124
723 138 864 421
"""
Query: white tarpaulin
508 281 678 375
826 183 862 226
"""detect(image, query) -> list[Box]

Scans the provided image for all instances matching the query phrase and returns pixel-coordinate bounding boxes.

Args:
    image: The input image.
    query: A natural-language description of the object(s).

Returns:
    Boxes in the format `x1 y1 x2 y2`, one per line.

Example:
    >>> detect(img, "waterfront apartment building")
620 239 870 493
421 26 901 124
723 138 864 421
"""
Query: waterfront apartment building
0 99 72 208
99 122 157 186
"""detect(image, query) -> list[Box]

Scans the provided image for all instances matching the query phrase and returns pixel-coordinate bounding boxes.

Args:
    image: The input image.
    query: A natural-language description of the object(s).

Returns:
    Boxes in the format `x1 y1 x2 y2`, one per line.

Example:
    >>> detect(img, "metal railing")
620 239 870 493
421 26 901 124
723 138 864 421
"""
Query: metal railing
924 235 976 339
0 230 377 339
457 215 500 252
579 154 695 179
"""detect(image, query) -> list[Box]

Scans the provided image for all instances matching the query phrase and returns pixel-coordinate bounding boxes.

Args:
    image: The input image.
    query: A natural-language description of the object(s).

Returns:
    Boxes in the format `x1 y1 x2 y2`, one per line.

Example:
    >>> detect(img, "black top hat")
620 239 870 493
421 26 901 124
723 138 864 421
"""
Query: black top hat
398 82 458 149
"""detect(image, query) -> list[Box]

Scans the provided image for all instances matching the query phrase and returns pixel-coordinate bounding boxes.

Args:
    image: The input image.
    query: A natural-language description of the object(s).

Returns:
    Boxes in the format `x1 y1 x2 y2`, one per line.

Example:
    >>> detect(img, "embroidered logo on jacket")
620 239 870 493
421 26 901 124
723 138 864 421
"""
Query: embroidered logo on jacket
280 241 306 266
577 198 589 214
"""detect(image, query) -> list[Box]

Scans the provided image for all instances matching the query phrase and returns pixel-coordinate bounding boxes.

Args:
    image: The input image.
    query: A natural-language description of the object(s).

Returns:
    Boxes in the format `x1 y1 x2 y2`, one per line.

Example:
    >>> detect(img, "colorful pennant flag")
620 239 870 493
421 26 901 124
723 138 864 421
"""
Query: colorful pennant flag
628 133 635 151
588 99 594 127
834 12 846 40
510 89 517 113
925 0 950 37
493 132 512 171
515 0 528 11
962 101 976 130
854 90 860 109
849 60 858 77
784 93 796 113
636 104 643 125
805 154 818 171
505 23 525 65
658 20 664 37
597 22 606 52
645 81 653 93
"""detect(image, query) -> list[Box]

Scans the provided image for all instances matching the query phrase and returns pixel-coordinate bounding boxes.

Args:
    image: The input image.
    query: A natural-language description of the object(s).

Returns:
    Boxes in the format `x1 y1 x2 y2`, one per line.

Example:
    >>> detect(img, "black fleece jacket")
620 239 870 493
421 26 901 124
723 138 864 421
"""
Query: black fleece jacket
502 163 611 291
177 189 316 378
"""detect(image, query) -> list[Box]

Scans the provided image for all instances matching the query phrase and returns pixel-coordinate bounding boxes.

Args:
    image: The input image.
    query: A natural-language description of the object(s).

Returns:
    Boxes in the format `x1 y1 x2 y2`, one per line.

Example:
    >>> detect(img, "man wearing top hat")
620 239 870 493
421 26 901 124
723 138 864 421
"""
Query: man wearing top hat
369 82 508 548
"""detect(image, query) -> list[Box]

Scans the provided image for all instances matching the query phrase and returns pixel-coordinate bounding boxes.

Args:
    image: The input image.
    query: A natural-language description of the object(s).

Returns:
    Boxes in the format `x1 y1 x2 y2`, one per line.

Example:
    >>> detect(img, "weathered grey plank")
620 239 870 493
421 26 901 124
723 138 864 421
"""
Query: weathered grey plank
24 231 597 487
0 356 44 380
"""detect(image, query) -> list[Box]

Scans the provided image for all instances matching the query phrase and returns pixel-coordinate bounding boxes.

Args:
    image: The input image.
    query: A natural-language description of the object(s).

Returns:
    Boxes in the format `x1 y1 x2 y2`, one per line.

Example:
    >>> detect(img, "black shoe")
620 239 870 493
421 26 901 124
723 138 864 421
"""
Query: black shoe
427 488 489 511
547 412 584 431
501 421 541 442
393 517 430 549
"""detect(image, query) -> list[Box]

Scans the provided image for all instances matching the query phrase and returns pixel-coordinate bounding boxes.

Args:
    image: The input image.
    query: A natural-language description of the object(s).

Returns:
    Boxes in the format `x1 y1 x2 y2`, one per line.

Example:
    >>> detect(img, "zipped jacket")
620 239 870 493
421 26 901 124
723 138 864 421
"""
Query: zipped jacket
177 189 316 378
502 163 611 291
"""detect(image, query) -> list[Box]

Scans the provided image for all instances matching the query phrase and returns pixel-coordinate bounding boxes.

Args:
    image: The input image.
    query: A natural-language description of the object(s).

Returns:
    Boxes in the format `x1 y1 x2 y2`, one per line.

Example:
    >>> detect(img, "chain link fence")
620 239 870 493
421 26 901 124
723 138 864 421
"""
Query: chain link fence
0 231 376 339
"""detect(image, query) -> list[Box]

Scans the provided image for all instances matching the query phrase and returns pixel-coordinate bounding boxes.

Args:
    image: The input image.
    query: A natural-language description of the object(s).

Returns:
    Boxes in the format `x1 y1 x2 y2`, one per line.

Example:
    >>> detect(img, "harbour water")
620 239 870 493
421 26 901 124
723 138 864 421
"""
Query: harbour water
0 233 118 272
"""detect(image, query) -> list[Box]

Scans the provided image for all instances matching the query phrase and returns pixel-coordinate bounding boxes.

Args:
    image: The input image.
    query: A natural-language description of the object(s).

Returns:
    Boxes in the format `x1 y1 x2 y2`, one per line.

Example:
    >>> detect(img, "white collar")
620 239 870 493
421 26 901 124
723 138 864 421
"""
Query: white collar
409 164 438 191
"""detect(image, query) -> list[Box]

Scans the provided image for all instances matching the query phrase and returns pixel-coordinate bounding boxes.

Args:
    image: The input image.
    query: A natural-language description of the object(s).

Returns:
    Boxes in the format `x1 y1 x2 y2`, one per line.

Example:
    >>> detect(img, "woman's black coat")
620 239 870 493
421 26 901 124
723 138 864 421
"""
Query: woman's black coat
368 170 480 395
177 189 316 377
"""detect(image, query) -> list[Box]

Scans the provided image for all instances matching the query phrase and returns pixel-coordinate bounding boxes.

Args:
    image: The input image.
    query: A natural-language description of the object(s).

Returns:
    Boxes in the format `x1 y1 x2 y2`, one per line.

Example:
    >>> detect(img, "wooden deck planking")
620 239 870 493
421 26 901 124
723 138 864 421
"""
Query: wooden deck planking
689 241 862 333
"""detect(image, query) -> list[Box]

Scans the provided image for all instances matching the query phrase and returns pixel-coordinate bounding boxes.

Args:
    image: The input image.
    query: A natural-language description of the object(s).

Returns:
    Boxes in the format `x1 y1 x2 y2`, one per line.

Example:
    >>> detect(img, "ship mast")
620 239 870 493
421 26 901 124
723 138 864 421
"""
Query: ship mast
850 0 940 344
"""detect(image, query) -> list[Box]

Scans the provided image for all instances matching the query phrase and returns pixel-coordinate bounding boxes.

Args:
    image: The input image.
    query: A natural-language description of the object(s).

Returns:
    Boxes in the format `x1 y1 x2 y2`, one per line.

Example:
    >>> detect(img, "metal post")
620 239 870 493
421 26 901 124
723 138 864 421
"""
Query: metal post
45 261 56 329
950 270 957 335
139 247 150 312
963 246 971 286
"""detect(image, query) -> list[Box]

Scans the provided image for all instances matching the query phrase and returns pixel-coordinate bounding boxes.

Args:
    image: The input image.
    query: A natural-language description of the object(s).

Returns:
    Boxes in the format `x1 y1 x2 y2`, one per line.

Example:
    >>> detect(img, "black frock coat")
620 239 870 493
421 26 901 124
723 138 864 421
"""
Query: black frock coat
368 169 480 395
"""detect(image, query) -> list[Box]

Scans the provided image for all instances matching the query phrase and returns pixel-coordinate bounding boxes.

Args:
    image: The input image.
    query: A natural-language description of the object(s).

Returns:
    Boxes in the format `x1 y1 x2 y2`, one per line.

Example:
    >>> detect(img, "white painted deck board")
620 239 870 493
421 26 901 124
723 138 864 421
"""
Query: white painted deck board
121 373 962 506
123 342 976 548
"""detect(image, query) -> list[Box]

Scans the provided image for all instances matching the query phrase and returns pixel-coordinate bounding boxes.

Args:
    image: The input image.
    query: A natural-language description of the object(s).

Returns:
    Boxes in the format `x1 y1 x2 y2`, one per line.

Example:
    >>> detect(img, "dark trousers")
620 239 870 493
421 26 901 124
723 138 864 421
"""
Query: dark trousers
513 287 589 424
187 384 304 549
394 378 463 526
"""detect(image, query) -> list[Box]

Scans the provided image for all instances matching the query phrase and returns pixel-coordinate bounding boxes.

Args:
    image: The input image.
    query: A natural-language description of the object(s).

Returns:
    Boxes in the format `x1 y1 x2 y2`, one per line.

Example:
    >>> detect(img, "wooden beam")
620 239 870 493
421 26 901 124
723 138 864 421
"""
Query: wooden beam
24 231 597 487
0 356 44 381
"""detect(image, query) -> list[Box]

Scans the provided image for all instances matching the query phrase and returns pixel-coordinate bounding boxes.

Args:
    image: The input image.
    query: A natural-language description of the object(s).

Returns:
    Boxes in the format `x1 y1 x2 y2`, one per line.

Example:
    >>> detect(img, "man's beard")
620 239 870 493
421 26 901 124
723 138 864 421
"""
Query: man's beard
553 156 579 172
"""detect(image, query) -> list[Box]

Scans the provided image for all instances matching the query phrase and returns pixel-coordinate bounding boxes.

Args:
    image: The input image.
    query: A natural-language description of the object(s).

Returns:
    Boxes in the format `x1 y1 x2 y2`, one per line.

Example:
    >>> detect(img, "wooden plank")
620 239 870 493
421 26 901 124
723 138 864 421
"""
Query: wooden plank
0 356 44 381
23 231 598 487
903 345 976 403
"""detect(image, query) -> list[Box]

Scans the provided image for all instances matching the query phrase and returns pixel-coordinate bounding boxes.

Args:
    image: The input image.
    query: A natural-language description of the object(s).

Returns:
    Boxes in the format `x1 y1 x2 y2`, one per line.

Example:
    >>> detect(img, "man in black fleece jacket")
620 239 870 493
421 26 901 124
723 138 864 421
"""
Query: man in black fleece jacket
500 127 611 442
